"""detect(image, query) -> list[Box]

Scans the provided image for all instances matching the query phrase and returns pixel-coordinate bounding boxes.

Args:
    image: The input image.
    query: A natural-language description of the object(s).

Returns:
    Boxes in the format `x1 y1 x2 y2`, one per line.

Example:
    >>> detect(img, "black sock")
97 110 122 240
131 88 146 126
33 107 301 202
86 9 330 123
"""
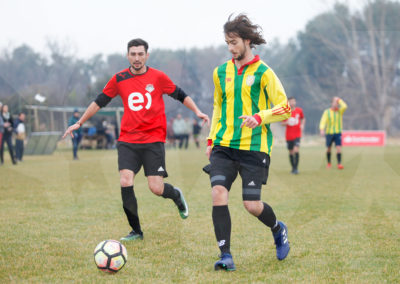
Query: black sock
162 183 186 210
327 152 331 163
121 186 142 235
257 202 280 233
337 153 342 164
289 154 294 169
162 183 180 200
212 205 231 254
294 152 299 170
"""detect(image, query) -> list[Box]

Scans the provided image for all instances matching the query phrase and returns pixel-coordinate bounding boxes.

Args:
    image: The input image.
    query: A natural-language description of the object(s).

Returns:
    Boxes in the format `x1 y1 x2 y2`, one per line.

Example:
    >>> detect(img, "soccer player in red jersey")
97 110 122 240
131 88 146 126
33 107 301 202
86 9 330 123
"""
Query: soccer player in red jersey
282 97 305 174
63 39 209 241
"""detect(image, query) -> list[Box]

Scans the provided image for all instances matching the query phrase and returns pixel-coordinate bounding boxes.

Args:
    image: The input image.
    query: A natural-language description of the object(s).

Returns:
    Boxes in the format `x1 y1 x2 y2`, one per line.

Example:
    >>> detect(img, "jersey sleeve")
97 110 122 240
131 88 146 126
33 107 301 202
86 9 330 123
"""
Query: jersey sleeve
256 69 291 124
208 68 223 142
103 75 118 98
338 99 348 115
159 72 177 95
319 110 328 130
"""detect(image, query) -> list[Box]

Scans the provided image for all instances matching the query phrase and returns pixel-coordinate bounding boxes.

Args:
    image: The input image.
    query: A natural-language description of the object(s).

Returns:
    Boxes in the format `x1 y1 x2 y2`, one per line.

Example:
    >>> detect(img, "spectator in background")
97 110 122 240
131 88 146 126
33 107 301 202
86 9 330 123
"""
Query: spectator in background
15 112 26 162
183 117 191 149
173 114 186 149
0 102 4 161
192 119 201 148
68 109 82 160
166 117 176 148
0 104 17 165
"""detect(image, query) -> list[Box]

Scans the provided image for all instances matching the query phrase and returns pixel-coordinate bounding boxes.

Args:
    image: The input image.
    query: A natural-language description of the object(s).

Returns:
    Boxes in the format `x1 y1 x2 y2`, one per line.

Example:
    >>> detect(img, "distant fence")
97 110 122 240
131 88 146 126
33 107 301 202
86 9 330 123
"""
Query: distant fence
25 132 61 155
342 131 386 146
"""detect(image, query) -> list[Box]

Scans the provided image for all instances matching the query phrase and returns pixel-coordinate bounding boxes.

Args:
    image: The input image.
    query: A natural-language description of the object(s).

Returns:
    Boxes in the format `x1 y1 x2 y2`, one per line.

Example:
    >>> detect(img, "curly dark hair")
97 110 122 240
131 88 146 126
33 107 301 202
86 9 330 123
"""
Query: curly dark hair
223 14 266 48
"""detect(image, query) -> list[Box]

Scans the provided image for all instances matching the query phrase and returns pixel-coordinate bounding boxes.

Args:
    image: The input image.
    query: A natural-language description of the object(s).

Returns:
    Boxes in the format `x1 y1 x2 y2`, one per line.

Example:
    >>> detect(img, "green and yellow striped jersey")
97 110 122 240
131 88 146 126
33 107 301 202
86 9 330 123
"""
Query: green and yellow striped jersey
319 99 348 134
208 56 291 155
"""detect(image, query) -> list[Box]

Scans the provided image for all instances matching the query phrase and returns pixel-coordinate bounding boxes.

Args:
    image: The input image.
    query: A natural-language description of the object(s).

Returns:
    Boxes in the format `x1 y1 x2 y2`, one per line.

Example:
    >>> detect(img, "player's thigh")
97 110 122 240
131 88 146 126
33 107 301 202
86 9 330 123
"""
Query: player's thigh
142 142 168 178
209 146 238 191
117 141 142 173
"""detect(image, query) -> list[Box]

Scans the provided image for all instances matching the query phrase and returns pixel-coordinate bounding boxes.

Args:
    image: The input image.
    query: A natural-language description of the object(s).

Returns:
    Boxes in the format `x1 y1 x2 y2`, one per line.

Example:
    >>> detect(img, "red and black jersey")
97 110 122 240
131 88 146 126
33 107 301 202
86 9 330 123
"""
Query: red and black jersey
285 107 304 141
102 67 177 143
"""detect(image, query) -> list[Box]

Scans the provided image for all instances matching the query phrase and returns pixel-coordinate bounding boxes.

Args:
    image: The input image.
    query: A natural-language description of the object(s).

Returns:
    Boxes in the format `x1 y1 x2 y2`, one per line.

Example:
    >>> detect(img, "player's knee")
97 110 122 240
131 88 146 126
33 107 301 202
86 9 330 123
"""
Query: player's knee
120 175 132 187
243 200 261 216
212 186 228 205
149 182 164 196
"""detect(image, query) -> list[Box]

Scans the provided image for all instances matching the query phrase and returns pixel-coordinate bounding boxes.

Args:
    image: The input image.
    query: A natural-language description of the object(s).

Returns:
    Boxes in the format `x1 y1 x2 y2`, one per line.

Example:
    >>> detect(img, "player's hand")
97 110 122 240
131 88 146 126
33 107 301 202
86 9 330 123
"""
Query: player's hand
196 111 210 127
239 115 259 129
62 123 80 139
320 129 325 137
206 146 212 160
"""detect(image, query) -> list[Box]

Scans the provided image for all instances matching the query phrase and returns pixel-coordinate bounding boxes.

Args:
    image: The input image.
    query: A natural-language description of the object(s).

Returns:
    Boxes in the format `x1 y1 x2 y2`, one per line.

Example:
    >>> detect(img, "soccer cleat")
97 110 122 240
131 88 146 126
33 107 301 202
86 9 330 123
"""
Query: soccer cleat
337 164 344 170
120 230 143 241
291 169 299 175
327 163 332 169
174 187 189 219
273 221 290 261
214 253 236 271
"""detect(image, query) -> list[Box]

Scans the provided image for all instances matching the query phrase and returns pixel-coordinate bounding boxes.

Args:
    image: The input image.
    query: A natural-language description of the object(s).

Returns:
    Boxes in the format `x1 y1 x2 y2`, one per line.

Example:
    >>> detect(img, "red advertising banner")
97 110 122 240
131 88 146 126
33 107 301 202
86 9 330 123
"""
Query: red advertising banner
342 131 386 146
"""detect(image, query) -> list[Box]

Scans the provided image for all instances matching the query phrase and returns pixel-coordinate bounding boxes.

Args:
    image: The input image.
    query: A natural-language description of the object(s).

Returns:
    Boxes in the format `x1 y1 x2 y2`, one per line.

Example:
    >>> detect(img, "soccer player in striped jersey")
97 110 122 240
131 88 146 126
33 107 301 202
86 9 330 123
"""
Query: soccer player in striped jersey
319 97 348 169
206 14 291 271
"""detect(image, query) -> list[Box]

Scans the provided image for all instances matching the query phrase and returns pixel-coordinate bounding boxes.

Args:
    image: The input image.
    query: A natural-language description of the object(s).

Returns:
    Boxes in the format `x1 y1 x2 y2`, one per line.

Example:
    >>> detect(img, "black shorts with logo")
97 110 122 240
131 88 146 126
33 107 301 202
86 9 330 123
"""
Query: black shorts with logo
117 141 168 177
209 145 270 201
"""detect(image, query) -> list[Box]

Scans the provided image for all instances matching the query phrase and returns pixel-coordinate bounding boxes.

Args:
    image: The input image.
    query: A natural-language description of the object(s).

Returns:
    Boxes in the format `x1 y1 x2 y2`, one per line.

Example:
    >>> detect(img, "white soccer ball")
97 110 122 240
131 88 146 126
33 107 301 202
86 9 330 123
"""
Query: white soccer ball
93 240 128 273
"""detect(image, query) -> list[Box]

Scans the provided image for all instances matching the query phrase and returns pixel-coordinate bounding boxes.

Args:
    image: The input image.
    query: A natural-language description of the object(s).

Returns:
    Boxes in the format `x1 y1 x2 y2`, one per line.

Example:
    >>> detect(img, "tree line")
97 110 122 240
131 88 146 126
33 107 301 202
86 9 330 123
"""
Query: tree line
0 0 399 134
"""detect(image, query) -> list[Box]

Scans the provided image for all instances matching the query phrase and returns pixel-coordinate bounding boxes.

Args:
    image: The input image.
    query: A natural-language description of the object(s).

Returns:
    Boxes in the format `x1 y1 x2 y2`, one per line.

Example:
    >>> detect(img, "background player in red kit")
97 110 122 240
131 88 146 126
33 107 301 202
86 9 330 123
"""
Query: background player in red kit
282 97 305 174
63 38 209 241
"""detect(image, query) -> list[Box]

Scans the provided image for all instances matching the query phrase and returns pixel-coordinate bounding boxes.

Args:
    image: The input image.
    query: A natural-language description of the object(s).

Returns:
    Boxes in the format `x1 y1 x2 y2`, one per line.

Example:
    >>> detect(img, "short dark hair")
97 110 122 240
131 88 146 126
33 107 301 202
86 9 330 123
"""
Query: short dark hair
224 14 266 48
288 97 295 100
127 38 149 52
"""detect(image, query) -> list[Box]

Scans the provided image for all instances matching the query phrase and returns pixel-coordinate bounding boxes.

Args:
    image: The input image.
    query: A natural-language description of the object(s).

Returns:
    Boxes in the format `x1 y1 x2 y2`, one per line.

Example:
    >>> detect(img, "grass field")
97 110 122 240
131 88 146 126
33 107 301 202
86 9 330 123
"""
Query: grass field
0 143 399 283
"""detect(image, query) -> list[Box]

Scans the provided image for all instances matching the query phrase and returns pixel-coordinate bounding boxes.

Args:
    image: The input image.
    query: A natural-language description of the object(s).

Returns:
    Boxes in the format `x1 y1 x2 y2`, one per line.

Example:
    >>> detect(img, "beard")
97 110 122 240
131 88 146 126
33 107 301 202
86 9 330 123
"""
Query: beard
131 62 144 71
234 45 247 61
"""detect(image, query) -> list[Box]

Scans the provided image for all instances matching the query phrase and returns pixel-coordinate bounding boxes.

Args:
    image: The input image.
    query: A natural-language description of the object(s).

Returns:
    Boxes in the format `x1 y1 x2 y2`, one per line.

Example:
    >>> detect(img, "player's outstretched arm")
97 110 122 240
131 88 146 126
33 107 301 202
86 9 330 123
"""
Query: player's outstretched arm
182 96 210 127
62 102 100 139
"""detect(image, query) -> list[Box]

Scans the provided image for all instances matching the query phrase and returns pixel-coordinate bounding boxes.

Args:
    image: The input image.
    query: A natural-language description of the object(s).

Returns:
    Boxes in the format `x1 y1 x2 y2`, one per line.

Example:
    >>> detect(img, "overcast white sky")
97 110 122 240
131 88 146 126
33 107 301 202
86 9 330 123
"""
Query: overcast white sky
1 0 366 58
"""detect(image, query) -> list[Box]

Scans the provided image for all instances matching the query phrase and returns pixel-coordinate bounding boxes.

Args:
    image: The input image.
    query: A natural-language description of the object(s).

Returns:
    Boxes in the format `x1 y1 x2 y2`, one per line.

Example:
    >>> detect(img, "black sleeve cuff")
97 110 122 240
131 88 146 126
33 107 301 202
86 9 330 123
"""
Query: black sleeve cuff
169 86 188 103
94 93 112 108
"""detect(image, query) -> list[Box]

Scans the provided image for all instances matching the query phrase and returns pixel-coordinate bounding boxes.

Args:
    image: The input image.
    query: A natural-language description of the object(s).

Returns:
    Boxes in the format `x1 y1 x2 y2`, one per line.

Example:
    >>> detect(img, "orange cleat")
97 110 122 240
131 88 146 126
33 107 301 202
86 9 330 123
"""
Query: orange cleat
327 163 332 169
337 164 344 170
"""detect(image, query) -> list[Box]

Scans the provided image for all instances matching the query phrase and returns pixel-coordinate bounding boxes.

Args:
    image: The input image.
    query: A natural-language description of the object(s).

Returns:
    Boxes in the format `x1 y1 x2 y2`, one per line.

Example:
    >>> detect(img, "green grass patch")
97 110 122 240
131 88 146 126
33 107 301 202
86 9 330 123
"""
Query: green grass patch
0 145 399 283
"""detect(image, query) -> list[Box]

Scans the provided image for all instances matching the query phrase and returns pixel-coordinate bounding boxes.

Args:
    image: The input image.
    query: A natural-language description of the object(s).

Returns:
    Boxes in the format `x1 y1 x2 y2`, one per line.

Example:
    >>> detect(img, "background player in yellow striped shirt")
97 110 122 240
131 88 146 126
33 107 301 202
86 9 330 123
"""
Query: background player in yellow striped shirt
319 97 348 169
205 14 291 271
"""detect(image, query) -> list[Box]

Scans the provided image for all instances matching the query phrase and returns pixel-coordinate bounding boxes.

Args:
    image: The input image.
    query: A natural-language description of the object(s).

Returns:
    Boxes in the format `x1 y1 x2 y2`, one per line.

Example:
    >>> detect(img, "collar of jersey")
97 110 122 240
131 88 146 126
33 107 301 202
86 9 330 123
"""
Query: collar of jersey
128 66 149 76
231 55 260 75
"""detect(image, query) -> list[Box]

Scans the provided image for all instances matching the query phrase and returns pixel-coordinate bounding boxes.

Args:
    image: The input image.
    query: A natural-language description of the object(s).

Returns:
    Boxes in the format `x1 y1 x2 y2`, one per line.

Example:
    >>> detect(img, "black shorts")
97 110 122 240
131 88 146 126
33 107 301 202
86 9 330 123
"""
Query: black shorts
117 141 168 177
209 146 270 201
286 138 301 150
